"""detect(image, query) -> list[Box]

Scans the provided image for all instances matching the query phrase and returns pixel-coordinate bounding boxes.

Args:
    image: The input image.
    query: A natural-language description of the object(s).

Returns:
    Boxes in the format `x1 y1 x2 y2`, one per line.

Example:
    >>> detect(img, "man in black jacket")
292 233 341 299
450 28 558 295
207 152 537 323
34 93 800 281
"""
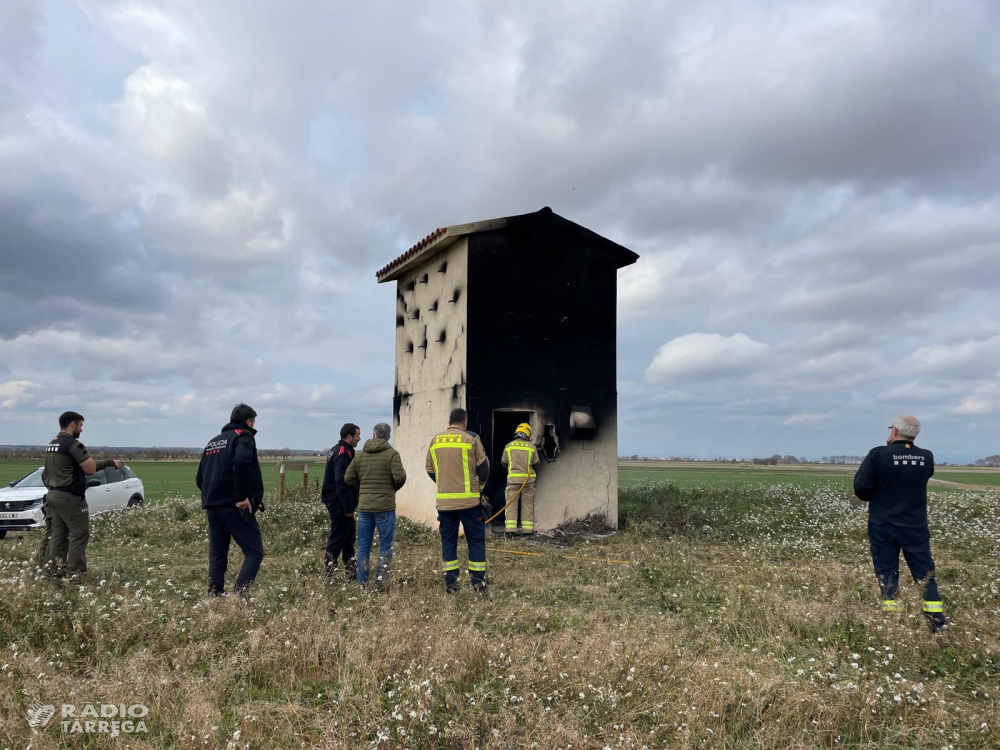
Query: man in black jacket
853 415 946 631
321 423 360 578
196 403 266 596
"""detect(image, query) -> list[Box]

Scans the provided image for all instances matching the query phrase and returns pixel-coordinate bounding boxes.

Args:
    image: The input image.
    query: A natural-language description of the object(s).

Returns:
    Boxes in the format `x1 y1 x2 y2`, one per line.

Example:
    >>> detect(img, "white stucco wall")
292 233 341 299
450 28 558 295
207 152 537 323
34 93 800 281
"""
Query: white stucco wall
491 403 619 531
532 406 619 530
392 239 469 526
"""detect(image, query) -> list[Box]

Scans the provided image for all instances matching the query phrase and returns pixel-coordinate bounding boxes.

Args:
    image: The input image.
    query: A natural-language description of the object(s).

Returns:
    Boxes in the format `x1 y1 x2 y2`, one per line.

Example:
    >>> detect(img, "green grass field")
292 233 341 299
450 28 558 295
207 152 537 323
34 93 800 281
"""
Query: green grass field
1 458 1000 747
926 469 1000 487
5 460 997 506
618 463 854 489
0 459 327 505
618 462 1000 490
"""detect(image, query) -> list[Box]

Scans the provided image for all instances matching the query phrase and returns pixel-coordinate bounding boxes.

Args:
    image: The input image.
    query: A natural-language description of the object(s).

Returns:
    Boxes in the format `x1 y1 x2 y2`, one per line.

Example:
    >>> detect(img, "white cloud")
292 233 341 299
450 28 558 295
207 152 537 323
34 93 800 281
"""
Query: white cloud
902 336 1000 379
954 383 1000 415
0 380 38 409
645 332 769 383
879 381 960 403
783 412 833 426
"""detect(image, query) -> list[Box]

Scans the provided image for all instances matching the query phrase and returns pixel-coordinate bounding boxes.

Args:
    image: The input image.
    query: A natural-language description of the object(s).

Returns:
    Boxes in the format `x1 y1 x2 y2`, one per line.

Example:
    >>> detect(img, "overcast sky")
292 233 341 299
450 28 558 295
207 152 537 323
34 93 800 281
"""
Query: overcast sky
1 1 998 462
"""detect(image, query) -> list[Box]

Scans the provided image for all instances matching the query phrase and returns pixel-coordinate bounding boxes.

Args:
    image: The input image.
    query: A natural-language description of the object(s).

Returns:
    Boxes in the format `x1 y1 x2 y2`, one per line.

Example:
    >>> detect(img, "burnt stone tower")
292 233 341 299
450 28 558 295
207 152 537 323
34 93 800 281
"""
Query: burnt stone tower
376 207 638 531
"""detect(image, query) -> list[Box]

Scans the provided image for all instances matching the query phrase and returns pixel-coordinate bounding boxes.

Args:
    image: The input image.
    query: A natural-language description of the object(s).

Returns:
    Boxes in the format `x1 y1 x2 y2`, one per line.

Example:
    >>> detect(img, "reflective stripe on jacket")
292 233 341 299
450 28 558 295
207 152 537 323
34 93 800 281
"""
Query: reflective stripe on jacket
501 439 538 480
425 426 488 511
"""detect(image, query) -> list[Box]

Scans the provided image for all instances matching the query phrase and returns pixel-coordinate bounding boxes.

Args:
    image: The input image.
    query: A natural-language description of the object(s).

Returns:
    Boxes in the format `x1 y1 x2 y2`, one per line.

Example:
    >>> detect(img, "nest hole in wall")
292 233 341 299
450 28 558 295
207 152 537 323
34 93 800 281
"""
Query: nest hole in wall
405 342 414 354
438 261 448 274
419 273 429 284
449 287 462 304
429 300 439 312
395 315 404 327
411 308 420 320
436 329 446 343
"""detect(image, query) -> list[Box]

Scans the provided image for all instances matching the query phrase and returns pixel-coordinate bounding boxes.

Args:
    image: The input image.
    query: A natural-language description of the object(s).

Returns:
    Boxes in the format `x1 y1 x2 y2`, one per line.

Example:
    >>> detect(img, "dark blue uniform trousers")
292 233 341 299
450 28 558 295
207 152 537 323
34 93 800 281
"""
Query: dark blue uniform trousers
323 503 356 574
868 518 944 624
207 507 265 595
439 505 487 591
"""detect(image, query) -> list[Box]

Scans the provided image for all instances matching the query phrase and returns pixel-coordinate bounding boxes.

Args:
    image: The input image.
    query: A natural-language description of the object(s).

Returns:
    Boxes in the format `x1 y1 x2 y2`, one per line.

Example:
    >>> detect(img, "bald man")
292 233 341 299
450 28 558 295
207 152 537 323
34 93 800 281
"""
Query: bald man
853 415 946 631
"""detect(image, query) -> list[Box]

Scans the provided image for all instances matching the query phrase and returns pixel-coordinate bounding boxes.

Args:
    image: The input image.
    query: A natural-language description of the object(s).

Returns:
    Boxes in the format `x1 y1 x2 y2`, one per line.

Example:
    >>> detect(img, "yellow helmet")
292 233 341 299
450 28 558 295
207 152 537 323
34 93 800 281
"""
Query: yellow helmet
515 423 532 439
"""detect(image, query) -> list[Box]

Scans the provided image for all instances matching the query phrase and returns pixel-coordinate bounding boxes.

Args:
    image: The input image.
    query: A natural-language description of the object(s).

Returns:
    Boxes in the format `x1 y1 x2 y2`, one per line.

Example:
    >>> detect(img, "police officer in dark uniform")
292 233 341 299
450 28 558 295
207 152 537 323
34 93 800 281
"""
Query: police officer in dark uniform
321 423 361 578
196 403 266 596
854 415 947 631
42 411 123 576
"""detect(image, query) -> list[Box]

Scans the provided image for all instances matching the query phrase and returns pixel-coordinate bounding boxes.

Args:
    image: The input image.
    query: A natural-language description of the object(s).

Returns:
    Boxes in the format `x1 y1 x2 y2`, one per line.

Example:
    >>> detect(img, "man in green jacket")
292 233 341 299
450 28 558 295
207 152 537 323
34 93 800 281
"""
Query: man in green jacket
42 410 124 576
344 422 406 588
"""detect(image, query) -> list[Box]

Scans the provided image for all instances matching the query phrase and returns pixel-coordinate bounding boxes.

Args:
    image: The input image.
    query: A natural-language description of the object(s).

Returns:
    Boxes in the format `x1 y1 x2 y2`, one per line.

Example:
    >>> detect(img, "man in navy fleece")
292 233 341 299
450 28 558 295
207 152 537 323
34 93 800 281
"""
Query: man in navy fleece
854 415 946 631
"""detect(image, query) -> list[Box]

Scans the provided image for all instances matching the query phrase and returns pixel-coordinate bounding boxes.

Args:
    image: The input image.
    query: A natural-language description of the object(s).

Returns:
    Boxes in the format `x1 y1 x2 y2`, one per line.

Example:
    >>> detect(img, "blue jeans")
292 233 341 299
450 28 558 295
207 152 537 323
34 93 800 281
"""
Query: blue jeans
356 511 396 586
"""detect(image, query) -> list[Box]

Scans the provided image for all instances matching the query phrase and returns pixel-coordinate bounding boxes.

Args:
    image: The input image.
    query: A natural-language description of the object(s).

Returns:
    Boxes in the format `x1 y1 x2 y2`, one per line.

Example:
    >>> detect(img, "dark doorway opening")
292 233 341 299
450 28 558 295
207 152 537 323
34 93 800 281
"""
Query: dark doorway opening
487 410 533 527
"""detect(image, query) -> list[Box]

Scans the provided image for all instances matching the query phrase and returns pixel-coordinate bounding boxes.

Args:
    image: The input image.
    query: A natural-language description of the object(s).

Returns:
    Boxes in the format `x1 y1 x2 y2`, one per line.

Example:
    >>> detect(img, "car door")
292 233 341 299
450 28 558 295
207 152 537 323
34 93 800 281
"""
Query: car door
122 466 143 504
85 469 110 513
103 466 129 510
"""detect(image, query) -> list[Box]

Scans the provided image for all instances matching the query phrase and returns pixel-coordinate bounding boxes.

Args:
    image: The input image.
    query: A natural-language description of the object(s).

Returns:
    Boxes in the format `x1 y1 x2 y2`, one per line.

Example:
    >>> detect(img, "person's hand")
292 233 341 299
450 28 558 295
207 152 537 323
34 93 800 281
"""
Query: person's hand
345 512 354 518
113 459 124 469
236 499 252 511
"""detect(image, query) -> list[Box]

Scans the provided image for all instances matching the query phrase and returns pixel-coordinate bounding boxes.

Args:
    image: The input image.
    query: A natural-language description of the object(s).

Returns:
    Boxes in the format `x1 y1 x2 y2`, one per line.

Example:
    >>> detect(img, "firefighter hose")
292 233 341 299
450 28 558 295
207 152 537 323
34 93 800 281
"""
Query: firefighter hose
484 472 530 525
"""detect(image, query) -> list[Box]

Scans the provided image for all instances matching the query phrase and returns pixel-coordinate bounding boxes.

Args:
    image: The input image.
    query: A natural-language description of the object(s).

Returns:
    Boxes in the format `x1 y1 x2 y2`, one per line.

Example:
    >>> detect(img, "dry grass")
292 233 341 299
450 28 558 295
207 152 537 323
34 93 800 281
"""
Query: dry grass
1 482 998 749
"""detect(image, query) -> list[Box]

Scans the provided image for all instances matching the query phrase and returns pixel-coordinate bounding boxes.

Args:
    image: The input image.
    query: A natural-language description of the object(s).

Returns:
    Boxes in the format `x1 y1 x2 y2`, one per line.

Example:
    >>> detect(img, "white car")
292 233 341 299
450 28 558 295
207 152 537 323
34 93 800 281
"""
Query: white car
0 465 145 539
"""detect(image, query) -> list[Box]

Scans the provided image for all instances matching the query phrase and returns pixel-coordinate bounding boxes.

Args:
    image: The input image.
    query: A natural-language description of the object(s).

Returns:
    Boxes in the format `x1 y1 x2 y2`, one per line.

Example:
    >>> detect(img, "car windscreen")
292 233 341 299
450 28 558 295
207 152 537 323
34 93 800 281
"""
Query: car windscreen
12 468 45 488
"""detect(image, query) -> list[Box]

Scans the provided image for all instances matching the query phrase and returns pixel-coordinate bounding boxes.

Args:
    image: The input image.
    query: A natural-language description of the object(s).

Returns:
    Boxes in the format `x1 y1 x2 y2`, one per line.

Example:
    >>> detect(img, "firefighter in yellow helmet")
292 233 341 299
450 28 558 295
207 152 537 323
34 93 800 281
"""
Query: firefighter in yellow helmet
500 422 539 534
425 407 490 593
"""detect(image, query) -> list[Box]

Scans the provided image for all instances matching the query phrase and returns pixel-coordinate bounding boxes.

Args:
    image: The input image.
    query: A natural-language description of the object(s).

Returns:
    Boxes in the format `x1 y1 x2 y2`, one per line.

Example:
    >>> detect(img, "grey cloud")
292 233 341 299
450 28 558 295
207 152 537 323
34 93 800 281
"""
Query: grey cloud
2 0 999 461
0 0 42 74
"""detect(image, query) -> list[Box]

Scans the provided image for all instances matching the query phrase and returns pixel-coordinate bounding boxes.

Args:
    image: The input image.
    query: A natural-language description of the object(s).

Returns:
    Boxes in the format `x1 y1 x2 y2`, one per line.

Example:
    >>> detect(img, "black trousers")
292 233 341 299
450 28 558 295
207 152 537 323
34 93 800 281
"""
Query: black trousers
439 505 487 591
324 503 356 573
868 518 942 620
207 507 265 595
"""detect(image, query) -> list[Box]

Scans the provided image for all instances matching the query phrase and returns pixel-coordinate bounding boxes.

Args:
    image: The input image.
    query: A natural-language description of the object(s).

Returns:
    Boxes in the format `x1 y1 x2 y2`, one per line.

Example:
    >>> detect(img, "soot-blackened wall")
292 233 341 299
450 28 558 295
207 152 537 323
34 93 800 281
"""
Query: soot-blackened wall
466 224 620 528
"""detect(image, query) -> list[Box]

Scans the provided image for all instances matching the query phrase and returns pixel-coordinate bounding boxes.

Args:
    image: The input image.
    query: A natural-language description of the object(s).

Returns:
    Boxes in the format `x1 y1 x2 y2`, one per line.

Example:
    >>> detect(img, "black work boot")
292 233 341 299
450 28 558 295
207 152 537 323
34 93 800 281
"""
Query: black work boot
925 612 948 633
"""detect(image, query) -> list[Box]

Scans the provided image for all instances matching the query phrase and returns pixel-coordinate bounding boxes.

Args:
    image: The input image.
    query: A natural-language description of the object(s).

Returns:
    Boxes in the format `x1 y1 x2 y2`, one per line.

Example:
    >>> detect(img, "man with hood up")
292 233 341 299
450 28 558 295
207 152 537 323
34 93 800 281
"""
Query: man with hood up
344 422 406 589
196 403 266 596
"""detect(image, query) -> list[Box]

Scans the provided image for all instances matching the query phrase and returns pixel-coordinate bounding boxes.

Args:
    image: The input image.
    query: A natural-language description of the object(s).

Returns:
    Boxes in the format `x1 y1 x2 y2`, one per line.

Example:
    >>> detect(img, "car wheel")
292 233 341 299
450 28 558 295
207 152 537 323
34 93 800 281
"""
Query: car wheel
127 494 144 508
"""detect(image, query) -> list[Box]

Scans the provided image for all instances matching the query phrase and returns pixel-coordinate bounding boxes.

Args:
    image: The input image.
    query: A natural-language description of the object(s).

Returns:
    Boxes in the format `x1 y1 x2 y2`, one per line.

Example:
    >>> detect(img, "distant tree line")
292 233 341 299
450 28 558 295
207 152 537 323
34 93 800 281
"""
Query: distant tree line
749 454 810 465
615 453 996 466
0 446 320 461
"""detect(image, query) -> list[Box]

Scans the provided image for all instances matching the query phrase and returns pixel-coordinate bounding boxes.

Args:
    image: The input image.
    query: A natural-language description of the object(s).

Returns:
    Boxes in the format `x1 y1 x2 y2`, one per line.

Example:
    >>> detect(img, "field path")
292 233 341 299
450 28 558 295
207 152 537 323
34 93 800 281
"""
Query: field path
929 477 998 492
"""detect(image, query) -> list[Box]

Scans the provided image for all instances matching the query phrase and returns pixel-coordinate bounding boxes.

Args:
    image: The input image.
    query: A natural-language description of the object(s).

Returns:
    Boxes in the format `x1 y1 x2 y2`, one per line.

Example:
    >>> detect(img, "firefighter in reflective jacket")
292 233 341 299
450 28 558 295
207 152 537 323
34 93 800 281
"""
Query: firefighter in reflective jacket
425 407 490 593
501 423 539 534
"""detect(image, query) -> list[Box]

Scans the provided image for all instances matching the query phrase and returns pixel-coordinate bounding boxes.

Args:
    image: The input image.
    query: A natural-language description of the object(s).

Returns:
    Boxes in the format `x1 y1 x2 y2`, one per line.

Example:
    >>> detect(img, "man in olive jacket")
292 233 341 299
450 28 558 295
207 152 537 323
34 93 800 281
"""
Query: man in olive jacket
344 422 406 588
